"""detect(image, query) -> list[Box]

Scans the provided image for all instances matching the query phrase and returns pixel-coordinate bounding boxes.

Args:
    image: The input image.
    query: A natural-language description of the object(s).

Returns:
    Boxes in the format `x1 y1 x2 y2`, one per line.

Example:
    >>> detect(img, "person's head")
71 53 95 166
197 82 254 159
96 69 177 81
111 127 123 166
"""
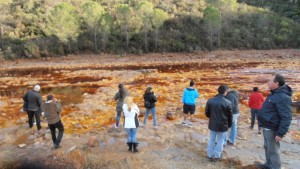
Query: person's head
47 94 54 101
118 83 125 98
190 80 195 87
33 85 41 92
124 96 134 111
267 74 285 90
145 87 152 94
218 85 228 95
253 87 259 92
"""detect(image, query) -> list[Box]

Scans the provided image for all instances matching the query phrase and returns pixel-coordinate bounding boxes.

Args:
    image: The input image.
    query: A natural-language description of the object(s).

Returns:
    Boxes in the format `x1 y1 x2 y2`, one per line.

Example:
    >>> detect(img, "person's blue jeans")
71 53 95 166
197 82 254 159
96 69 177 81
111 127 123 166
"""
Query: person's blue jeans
116 111 122 127
251 108 261 130
207 130 227 158
126 128 138 143
263 129 281 169
143 107 157 126
229 113 239 144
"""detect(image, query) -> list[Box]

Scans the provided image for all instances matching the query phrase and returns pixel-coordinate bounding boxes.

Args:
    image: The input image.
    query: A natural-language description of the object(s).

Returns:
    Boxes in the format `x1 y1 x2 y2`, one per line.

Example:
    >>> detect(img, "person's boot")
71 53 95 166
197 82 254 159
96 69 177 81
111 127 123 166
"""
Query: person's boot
127 142 133 151
133 143 138 152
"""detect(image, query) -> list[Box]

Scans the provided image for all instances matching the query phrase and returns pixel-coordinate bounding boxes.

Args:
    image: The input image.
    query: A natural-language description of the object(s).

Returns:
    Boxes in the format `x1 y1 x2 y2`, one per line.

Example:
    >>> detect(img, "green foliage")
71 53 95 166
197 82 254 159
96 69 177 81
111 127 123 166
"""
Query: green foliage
0 0 299 59
47 3 80 43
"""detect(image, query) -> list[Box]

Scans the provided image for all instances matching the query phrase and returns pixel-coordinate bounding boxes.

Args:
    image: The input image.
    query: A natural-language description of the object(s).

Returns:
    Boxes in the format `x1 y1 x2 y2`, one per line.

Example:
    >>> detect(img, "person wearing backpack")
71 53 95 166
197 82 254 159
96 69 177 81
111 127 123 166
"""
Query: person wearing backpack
143 87 158 129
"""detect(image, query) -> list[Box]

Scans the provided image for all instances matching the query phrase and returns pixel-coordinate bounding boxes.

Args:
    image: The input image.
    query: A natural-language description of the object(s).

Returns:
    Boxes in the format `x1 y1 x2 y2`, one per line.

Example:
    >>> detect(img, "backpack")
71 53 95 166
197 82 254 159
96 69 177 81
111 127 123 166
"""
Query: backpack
144 100 151 108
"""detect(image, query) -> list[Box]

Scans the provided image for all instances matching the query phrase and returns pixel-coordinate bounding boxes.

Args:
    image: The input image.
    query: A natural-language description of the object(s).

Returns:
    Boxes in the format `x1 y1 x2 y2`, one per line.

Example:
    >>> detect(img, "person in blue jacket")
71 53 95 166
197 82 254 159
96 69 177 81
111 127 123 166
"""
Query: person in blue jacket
181 80 199 127
257 74 292 169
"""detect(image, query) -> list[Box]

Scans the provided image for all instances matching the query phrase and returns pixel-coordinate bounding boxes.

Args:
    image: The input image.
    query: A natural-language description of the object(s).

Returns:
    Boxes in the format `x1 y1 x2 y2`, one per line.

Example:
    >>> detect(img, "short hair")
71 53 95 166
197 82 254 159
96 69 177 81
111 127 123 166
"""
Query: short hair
47 94 53 101
190 80 195 87
253 87 259 92
218 85 228 94
274 74 285 86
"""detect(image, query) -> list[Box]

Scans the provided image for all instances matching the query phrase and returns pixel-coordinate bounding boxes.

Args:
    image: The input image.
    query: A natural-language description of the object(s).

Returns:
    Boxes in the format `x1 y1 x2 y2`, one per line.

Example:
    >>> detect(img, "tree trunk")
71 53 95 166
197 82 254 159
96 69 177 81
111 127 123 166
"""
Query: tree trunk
94 28 97 52
155 29 158 51
144 24 148 53
125 23 129 50
0 24 3 50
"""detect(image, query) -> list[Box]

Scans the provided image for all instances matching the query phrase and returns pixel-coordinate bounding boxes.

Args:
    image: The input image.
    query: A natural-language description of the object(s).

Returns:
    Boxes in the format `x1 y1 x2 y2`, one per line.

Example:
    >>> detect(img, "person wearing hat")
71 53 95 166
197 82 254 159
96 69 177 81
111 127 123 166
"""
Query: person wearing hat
41 94 64 149
23 85 42 130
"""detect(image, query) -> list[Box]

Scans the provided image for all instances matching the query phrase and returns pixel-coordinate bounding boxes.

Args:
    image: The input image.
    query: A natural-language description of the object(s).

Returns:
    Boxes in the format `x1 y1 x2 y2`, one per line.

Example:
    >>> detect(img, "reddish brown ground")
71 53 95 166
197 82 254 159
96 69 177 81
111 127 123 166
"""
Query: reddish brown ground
0 49 300 169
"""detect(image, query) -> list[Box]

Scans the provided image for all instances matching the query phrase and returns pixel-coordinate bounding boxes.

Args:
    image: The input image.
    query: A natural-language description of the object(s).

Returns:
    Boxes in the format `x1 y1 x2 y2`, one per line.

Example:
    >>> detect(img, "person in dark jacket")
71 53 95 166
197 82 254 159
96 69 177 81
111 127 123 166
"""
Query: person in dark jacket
205 85 232 161
23 85 42 130
181 80 199 127
224 89 240 146
143 87 158 128
113 84 129 128
41 94 63 149
257 74 292 169
248 87 264 134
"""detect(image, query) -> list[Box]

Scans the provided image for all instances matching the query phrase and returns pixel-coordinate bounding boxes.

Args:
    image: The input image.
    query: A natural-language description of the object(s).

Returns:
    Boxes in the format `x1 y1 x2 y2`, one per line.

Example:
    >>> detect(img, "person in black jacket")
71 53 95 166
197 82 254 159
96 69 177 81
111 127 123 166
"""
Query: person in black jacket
143 87 158 129
23 85 42 130
205 85 232 161
257 74 292 169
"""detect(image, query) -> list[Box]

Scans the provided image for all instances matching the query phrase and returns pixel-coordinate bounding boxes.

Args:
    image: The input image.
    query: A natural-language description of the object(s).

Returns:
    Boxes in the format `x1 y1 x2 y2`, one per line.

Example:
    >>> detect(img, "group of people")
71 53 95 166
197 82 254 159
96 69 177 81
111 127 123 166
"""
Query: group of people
23 73 292 169
204 74 292 169
23 85 64 149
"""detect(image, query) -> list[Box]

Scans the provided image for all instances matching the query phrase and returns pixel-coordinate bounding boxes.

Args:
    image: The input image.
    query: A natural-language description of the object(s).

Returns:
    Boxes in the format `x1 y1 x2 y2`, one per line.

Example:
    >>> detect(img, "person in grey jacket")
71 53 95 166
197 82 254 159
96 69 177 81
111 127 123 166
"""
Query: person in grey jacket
224 89 240 146
113 84 129 128
42 94 63 149
257 74 292 169
23 85 42 130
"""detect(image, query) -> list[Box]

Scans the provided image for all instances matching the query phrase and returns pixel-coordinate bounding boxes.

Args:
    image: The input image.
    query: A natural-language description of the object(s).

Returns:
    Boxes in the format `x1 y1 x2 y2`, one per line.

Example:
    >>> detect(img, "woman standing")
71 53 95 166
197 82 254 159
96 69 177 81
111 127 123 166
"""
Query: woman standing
123 96 140 152
143 87 158 128
113 84 128 128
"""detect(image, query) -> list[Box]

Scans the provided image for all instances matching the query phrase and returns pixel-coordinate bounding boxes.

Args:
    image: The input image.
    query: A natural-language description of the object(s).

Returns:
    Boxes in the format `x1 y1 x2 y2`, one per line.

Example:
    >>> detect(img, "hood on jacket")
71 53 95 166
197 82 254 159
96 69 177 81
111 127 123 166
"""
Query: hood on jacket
273 85 292 97
186 87 196 91
227 90 239 98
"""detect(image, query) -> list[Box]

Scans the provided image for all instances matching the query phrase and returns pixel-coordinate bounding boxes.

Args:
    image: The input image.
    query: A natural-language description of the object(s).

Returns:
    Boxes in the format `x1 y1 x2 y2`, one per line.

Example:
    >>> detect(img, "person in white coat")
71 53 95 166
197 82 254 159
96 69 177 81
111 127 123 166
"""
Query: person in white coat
123 96 140 152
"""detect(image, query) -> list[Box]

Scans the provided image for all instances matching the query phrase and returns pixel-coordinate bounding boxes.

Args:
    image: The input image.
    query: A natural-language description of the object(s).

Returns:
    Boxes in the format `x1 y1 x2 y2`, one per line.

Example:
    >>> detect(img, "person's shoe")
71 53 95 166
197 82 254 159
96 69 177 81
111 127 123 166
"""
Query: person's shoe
54 144 61 149
133 143 138 152
256 163 270 169
213 158 222 162
188 123 193 128
227 141 235 146
127 142 133 151
181 122 187 126
207 156 213 162
249 126 253 130
114 124 118 129
258 131 262 134
154 126 158 129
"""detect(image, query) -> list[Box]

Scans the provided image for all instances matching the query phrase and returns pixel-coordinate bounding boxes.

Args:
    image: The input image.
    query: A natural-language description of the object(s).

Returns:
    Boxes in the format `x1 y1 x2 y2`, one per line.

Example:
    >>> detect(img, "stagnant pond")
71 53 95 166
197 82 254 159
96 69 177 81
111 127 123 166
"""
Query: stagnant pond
0 57 300 133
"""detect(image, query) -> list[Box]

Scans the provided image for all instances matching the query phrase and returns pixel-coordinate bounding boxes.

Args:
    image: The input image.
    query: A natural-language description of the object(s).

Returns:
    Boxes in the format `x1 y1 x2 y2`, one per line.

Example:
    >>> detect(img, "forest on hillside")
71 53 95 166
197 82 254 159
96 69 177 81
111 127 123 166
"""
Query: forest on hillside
0 0 299 59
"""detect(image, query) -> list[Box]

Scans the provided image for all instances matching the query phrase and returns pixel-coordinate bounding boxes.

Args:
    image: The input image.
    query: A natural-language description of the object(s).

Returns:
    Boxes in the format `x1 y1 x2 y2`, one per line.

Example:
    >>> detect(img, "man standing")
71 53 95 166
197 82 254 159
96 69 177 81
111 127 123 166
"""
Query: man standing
248 87 264 134
205 85 232 161
23 85 42 130
42 94 64 149
257 74 292 169
225 88 240 146
182 80 199 127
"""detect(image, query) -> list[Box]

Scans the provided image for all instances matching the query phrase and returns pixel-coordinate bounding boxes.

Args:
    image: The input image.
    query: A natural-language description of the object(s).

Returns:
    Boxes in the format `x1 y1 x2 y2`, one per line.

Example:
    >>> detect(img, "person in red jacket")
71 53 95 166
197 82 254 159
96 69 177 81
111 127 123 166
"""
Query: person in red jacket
248 87 264 134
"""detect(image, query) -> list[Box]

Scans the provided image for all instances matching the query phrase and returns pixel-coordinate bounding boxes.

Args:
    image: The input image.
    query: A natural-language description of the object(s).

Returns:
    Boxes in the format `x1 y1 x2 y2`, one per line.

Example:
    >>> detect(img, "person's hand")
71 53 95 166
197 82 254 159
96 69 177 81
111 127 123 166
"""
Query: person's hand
53 98 58 102
275 136 282 142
